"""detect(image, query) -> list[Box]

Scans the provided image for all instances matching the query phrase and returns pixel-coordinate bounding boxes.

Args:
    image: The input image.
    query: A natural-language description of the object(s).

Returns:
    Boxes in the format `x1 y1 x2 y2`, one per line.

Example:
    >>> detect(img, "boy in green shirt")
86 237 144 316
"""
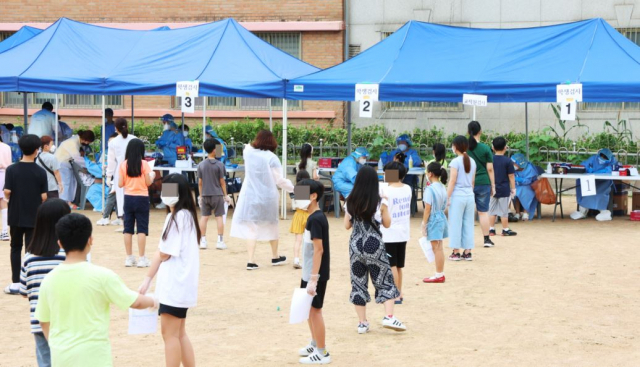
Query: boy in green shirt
35 213 157 367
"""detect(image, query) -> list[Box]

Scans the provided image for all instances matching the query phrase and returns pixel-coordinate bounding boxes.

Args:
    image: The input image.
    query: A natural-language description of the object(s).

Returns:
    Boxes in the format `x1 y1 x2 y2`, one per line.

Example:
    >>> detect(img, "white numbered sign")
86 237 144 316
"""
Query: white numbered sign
556 83 582 103
580 175 596 197
462 94 488 107
359 99 373 118
181 96 195 113
560 100 576 121
176 81 199 97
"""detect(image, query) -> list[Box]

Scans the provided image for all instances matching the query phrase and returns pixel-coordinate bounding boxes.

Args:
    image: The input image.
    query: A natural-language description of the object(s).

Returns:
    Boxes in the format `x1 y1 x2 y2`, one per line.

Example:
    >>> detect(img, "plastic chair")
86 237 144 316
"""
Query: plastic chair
70 160 90 210
318 176 335 214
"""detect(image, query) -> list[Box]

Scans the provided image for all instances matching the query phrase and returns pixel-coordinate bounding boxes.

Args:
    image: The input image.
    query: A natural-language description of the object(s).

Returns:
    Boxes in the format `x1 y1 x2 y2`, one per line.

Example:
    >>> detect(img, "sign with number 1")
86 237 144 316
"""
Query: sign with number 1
560 100 576 121
580 175 596 196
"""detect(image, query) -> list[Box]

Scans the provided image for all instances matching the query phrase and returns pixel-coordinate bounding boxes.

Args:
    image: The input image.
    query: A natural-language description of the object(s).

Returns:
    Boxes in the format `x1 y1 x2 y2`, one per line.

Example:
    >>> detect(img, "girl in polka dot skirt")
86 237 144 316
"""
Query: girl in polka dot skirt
344 165 407 334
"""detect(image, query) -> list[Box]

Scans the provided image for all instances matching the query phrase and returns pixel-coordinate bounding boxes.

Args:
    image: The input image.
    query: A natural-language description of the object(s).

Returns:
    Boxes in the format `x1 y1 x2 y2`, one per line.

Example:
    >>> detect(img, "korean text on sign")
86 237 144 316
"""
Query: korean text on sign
556 83 582 103
176 81 200 97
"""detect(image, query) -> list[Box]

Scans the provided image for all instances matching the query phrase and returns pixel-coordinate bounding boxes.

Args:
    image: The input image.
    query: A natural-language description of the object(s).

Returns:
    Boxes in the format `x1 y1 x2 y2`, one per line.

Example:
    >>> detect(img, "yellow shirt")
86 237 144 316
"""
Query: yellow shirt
55 135 81 163
35 262 138 367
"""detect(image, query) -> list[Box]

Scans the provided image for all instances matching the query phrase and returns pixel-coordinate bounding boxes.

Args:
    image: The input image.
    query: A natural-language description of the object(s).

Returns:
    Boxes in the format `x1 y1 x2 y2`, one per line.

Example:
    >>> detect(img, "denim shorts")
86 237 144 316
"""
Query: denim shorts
474 184 491 213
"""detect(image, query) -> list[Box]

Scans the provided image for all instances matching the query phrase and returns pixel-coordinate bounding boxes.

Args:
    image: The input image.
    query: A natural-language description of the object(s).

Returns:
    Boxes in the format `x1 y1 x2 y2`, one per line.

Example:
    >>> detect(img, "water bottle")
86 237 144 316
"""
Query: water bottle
546 162 552 174
408 155 413 169
377 158 383 170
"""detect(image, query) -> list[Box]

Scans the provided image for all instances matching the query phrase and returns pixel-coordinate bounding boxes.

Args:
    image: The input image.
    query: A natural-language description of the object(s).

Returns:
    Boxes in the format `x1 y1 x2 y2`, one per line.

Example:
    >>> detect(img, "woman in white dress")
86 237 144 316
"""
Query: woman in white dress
106 118 137 225
230 130 294 270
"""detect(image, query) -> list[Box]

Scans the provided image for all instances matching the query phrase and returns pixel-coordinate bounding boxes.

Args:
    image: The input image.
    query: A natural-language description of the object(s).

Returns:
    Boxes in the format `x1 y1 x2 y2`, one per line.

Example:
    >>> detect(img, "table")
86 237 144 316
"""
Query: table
541 173 640 222
318 167 426 218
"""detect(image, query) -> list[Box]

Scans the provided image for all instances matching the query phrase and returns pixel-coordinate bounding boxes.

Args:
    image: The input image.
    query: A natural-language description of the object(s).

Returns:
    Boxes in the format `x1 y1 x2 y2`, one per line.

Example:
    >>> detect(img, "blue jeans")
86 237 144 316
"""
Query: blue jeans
474 184 491 213
34 332 51 367
448 195 475 250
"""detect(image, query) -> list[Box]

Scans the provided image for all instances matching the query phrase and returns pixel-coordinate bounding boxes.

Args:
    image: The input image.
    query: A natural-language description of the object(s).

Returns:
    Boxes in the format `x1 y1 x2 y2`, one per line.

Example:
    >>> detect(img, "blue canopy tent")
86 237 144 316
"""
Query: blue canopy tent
286 18 640 155
0 25 41 53
0 18 318 215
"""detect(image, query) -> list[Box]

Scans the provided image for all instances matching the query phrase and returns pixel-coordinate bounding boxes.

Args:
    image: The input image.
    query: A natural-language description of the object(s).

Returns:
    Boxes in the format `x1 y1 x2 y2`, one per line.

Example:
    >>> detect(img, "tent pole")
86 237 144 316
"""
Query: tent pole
282 99 288 220
54 94 59 147
101 96 106 214
23 93 28 131
473 105 476 121
269 98 273 131
347 102 352 155
131 96 135 134
202 97 206 145
525 102 530 161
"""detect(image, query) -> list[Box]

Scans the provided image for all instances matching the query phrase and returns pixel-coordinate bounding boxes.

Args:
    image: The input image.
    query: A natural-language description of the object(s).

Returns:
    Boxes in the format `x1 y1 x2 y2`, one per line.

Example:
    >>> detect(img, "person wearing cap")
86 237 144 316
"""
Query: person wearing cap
382 134 423 212
511 153 539 221
28 102 57 138
155 115 182 166
332 147 369 198
570 148 618 221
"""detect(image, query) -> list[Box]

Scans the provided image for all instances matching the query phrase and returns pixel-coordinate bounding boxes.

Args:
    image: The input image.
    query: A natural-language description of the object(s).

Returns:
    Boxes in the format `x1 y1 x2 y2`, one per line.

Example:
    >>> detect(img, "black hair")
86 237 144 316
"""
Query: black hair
115 118 129 139
105 108 114 117
432 143 446 164
346 165 380 224
5 123 14 131
383 161 407 180
492 136 507 151
296 169 310 183
161 174 201 242
299 178 325 202
427 162 448 185
77 130 95 143
468 120 481 151
18 134 41 155
180 124 190 131
124 138 145 178
299 143 313 171
55 213 92 253
452 135 472 174
27 199 71 257
203 138 219 154
42 102 53 111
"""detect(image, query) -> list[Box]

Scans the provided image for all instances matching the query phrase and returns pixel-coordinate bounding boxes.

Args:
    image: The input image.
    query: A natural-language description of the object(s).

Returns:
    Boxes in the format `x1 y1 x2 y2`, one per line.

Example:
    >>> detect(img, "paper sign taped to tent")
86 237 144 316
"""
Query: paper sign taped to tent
181 96 195 113
176 81 199 97
293 85 304 92
560 100 576 121
556 83 582 103
355 84 379 101
580 175 596 196
462 94 487 107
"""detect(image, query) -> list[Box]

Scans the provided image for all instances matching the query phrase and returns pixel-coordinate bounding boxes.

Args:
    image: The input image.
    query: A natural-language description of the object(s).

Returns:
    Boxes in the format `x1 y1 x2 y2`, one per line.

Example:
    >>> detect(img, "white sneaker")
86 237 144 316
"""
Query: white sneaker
596 210 612 221
124 255 137 267
357 322 369 334
298 344 315 357
521 212 529 221
156 203 166 209
570 206 588 220
299 349 331 364
137 256 150 268
216 240 227 250
0 231 9 241
110 218 123 226
293 258 302 269
96 218 110 226
114 227 124 233
382 316 406 331
200 237 208 249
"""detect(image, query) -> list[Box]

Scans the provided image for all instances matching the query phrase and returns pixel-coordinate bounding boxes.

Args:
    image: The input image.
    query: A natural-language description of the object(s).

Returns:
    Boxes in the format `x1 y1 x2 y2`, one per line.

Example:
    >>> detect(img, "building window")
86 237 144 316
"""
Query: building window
581 28 640 111
349 44 361 58
202 32 301 111
0 31 14 42
1 92 122 109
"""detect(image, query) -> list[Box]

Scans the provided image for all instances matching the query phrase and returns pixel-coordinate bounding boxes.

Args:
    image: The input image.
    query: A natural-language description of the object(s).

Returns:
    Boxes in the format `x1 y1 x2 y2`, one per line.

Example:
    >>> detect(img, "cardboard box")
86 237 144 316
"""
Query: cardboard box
612 193 629 216
633 192 640 211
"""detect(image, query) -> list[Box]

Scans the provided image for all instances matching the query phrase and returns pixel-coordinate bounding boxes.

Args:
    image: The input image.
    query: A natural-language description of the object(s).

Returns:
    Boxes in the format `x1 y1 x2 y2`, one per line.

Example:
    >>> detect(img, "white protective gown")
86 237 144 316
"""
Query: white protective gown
230 144 294 241
106 134 137 217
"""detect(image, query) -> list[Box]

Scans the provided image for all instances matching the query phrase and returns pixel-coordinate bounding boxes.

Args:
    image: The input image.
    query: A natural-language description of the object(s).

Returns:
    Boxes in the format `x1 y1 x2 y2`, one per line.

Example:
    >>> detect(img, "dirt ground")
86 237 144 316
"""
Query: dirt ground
1 195 639 367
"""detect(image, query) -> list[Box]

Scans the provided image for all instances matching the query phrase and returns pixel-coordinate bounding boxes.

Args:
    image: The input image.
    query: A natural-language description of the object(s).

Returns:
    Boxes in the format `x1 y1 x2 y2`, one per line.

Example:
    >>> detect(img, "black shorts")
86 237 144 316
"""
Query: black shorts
385 242 407 268
300 279 328 309
159 303 189 319
123 195 150 235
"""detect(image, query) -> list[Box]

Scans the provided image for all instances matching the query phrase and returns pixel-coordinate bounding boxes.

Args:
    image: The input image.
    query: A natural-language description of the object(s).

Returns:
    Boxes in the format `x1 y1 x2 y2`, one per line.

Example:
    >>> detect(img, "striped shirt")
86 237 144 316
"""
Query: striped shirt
19 250 66 333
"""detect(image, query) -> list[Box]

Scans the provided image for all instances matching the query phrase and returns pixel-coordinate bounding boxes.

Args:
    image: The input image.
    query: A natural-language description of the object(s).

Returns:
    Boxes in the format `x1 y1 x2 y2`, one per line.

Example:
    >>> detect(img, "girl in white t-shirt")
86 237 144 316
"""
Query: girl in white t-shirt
380 162 412 304
138 174 200 367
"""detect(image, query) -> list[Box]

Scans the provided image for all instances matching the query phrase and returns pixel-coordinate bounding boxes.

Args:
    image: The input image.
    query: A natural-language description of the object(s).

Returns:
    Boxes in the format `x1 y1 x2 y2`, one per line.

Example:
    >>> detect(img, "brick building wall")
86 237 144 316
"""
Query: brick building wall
0 0 345 128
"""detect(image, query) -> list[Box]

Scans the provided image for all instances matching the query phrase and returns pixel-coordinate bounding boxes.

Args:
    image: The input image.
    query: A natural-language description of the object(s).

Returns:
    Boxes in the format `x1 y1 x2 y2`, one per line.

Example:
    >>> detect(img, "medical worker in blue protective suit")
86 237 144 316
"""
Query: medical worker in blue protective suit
332 147 369 198
381 134 422 213
57 117 73 143
511 153 539 221
155 114 184 166
202 126 229 165
570 148 617 222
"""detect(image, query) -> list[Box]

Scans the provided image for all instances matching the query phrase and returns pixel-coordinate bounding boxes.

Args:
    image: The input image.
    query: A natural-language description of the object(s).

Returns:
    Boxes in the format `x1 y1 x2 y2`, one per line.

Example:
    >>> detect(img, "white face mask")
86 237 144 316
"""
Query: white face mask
161 196 179 207
296 200 311 209
49 144 57 153
358 157 367 165
163 124 169 131
183 131 189 137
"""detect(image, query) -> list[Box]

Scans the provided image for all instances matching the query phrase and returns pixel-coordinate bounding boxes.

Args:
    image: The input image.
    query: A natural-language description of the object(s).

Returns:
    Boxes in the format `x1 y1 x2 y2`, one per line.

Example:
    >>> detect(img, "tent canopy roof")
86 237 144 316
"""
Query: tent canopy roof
286 18 640 102
0 26 41 54
0 18 318 97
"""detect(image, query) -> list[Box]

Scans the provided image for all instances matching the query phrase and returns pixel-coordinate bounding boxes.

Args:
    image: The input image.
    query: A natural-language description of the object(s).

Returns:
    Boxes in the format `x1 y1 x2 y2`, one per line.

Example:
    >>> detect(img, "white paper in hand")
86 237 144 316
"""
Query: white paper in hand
419 237 435 263
222 202 229 225
289 288 314 324
128 307 158 335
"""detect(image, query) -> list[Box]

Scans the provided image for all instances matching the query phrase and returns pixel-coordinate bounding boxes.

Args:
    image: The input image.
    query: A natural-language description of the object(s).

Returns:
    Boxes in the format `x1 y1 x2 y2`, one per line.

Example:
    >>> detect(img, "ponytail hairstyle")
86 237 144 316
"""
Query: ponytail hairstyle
427 162 448 185
452 135 471 174
115 118 129 139
432 143 446 164
124 138 145 178
299 143 312 170
468 120 481 151
161 174 201 242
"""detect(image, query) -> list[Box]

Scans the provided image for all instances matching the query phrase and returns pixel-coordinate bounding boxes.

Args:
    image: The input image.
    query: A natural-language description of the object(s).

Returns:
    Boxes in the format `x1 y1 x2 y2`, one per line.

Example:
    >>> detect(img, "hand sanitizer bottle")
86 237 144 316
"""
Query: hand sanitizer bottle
408 155 414 169
546 162 552 174
378 158 383 170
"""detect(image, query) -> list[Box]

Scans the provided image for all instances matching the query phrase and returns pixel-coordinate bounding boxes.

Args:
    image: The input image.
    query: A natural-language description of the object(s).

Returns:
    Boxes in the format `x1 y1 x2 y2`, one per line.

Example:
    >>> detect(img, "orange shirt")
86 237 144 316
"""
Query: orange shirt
119 160 151 196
